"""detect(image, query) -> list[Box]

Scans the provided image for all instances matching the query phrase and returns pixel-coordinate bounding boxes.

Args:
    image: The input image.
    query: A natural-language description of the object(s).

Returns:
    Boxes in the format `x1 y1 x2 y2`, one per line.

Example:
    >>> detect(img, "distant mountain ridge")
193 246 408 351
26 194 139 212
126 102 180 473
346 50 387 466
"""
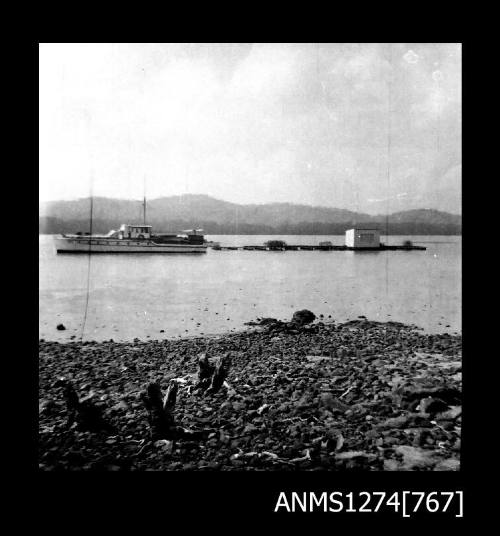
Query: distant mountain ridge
39 194 461 235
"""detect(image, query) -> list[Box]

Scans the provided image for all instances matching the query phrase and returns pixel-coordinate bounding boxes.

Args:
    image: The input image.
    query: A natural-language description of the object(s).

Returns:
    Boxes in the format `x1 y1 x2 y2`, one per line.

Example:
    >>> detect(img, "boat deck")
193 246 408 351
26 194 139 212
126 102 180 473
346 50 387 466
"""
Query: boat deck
211 244 426 251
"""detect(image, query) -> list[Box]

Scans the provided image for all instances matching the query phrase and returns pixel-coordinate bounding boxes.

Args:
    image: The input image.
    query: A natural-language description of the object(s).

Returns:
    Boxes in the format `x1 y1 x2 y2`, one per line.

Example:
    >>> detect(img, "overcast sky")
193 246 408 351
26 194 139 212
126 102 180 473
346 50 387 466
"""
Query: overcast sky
39 43 461 214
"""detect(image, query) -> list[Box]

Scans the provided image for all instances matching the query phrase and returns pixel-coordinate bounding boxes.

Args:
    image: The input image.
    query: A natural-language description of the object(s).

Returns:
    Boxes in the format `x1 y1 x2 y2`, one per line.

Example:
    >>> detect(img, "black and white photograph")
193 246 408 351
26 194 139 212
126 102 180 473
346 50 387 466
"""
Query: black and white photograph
38 43 462 474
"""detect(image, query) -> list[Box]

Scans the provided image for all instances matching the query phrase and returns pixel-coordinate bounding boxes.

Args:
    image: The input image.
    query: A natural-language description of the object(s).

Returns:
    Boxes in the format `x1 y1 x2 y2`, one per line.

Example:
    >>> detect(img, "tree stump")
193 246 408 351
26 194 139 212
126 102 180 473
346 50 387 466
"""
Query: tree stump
140 381 179 442
140 381 204 453
195 353 215 391
194 353 232 395
54 378 112 432
206 354 231 395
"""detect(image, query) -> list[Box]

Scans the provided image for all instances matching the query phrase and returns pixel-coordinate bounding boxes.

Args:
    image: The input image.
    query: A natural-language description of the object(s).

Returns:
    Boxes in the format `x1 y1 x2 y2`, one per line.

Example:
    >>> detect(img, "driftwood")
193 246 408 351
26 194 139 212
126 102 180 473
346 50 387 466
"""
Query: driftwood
54 378 112 433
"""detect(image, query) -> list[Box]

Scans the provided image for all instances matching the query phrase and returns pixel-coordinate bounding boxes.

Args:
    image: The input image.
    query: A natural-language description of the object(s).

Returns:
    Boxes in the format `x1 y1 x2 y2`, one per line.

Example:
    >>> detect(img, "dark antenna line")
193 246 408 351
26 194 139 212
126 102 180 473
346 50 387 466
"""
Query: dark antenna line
81 108 93 341
81 180 93 341
385 44 393 301
144 174 147 225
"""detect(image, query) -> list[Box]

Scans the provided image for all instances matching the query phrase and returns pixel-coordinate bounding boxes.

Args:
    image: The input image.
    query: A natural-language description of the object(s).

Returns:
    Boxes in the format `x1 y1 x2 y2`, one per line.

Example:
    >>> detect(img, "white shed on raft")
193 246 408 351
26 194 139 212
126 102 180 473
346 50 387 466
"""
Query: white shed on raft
345 228 380 249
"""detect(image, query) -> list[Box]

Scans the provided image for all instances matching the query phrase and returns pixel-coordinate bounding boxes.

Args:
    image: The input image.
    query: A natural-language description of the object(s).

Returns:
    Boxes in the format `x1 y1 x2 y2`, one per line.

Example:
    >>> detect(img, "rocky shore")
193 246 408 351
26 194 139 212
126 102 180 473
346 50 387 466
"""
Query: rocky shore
39 316 462 471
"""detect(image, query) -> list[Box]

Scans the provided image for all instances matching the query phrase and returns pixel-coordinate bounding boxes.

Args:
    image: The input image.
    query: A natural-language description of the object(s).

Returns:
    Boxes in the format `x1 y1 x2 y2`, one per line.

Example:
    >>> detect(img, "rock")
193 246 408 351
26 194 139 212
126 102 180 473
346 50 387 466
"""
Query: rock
258 317 278 326
435 406 462 421
438 420 455 431
257 404 270 415
336 451 374 461
112 400 129 412
319 393 350 413
376 413 431 430
56 324 66 331
105 465 122 471
327 431 344 452
291 310 316 326
418 397 449 415
433 458 460 471
154 440 174 453
330 375 347 384
39 399 57 416
412 428 432 447
365 429 379 440
394 445 439 470
383 459 400 471
305 355 331 363
395 385 461 406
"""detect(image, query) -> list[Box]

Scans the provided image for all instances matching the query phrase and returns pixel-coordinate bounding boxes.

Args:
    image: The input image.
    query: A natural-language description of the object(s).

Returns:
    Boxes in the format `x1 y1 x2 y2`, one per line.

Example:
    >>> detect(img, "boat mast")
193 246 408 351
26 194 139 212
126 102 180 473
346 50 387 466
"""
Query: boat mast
143 174 147 225
141 67 148 227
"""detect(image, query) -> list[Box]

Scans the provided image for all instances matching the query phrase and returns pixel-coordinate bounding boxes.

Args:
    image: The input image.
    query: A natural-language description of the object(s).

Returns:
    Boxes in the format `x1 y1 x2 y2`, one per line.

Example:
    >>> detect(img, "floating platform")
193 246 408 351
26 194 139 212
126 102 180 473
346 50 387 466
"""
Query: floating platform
212 244 426 252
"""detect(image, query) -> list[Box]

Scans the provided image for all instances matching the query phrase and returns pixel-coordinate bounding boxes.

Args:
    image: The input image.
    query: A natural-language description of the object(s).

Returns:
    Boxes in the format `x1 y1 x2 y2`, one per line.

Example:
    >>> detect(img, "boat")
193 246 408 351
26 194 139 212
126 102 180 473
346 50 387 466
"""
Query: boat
55 192 208 254
55 224 207 253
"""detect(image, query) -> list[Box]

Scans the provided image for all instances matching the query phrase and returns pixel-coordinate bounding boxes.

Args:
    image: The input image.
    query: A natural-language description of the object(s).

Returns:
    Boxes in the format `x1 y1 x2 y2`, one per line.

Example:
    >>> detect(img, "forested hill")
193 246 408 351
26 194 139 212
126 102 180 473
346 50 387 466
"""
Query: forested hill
39 195 461 235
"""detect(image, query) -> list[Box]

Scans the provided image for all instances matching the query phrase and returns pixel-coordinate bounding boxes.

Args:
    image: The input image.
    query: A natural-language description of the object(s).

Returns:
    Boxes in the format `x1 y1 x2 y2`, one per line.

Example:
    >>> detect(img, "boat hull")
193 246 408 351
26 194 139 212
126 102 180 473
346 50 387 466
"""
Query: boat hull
55 237 207 253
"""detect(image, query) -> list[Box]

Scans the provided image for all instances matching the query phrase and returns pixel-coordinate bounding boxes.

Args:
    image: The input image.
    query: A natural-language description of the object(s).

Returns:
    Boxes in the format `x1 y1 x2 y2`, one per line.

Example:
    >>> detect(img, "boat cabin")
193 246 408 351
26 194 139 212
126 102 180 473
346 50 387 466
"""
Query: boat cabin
119 224 152 239
181 229 205 245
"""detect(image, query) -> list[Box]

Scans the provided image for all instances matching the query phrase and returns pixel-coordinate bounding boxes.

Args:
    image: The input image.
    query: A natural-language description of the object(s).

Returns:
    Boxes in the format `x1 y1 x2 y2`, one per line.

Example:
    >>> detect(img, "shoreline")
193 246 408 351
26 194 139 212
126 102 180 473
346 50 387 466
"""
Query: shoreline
39 317 462 471
39 318 462 345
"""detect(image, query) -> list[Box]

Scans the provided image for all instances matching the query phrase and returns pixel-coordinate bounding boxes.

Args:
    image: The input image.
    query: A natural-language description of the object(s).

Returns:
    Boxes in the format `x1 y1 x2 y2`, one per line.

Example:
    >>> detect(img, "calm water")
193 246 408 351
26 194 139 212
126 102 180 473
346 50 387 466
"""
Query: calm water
39 234 461 341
